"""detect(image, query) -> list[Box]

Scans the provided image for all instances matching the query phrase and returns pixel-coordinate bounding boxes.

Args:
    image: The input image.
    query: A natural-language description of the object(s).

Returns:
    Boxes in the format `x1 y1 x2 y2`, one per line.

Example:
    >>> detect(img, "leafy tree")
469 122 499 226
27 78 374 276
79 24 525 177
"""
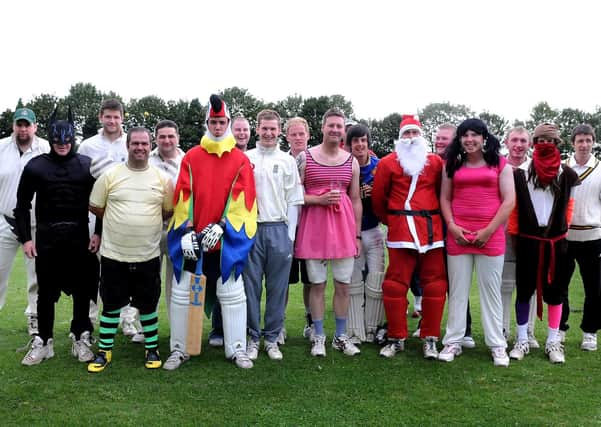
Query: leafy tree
125 96 169 132
25 94 60 139
275 95 304 120
168 98 204 152
526 102 559 130
478 111 509 140
63 82 105 139
0 109 13 139
419 102 474 149
299 95 355 146
369 113 403 157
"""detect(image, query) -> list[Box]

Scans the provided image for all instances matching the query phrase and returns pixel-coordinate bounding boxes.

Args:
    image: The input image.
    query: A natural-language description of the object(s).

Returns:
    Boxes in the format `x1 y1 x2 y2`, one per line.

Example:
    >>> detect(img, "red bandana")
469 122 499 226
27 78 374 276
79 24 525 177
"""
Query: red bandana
532 143 560 187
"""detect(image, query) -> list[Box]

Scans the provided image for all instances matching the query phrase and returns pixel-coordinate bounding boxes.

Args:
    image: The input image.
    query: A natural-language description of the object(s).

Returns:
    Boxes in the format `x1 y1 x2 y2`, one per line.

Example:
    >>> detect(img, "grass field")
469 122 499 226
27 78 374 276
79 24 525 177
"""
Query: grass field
1 252 600 426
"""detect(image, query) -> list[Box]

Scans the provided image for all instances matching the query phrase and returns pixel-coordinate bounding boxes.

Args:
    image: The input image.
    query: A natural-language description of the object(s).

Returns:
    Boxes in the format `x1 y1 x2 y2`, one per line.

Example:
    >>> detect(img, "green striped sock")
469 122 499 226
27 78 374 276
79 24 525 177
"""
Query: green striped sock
140 311 159 350
98 309 121 350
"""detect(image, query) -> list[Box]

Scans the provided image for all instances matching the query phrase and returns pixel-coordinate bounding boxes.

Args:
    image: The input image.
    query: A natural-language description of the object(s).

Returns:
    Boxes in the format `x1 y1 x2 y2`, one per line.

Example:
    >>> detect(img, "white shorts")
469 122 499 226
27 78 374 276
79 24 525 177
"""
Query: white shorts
305 258 355 284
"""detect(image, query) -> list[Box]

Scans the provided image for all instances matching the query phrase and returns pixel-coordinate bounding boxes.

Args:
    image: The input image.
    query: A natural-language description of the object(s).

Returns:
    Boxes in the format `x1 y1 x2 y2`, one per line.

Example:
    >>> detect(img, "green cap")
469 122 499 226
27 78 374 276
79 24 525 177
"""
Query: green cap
13 108 36 124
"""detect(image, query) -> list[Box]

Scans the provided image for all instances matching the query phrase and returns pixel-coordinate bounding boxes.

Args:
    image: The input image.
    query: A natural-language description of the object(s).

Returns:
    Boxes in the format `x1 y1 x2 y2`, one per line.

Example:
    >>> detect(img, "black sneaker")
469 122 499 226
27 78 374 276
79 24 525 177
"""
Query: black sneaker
88 350 112 373
145 349 162 369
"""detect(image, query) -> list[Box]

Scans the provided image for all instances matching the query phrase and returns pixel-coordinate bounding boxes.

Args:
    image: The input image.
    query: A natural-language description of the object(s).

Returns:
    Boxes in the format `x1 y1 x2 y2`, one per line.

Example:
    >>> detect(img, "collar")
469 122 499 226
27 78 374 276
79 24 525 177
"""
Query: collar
257 143 279 154
200 134 236 157
568 154 596 168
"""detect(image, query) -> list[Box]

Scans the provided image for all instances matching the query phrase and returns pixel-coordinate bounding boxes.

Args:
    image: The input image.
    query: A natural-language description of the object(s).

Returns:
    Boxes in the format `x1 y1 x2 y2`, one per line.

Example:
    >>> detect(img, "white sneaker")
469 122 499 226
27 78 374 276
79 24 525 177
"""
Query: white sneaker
438 343 462 362
303 324 314 340
528 329 540 349
379 339 404 358
509 340 530 360
311 335 327 357
423 337 438 359
265 341 283 360
461 335 476 349
70 331 95 362
132 333 145 344
491 347 510 367
121 319 138 337
247 340 259 360
365 331 376 343
348 335 362 346
545 341 565 364
22 336 54 366
208 336 224 347
27 316 39 336
277 328 287 346
163 350 190 370
581 333 597 351
332 334 360 356
375 326 388 345
232 349 253 369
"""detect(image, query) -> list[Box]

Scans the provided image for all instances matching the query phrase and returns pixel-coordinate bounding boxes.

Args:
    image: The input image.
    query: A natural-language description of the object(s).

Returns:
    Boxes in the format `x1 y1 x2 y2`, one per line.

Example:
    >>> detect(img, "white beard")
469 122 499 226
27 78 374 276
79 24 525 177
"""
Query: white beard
395 136 429 176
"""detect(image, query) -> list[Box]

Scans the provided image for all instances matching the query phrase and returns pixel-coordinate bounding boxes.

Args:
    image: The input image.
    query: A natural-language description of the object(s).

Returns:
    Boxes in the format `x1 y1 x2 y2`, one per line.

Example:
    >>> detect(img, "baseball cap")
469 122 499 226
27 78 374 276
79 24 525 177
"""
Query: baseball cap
13 108 36 124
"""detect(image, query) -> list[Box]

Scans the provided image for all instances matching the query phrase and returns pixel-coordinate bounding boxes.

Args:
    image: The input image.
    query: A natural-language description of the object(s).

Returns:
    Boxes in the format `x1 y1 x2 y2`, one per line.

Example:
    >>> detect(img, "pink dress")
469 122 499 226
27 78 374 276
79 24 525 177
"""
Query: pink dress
295 150 357 259
446 157 507 256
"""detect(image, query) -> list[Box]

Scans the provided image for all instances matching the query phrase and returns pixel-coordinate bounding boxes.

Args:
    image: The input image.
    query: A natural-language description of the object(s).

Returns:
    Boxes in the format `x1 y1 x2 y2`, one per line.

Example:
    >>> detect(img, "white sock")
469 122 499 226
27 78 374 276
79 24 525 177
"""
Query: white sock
547 327 559 344
414 296 422 312
516 323 528 343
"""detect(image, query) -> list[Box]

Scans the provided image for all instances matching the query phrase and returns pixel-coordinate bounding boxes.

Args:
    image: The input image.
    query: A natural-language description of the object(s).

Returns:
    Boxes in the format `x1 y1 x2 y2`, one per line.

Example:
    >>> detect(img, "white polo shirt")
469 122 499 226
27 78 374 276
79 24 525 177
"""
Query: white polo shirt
246 144 304 223
0 135 50 218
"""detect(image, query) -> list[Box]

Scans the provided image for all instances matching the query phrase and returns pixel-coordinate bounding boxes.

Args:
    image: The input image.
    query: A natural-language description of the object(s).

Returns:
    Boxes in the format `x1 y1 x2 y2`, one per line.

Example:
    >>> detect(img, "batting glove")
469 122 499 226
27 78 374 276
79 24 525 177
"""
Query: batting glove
199 220 225 251
181 231 200 261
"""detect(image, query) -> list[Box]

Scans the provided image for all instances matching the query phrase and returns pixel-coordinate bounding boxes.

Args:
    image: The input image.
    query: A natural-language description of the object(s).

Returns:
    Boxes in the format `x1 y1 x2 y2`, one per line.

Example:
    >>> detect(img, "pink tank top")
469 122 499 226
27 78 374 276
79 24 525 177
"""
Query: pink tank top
446 157 507 256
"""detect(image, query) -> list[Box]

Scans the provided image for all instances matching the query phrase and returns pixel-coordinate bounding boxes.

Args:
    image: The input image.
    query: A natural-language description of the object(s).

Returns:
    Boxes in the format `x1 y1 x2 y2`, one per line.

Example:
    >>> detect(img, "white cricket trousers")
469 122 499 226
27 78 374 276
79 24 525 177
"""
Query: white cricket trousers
0 215 37 316
443 253 506 348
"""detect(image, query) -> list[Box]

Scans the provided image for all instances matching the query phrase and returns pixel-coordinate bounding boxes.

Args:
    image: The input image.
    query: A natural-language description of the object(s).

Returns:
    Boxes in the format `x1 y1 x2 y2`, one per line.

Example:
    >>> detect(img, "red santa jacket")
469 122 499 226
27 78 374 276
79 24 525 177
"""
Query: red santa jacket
371 152 444 253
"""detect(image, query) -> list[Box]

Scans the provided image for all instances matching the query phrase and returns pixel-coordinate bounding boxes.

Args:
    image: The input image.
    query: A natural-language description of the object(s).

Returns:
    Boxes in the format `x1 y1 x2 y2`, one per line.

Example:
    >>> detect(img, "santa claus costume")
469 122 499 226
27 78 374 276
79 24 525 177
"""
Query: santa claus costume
371 115 447 359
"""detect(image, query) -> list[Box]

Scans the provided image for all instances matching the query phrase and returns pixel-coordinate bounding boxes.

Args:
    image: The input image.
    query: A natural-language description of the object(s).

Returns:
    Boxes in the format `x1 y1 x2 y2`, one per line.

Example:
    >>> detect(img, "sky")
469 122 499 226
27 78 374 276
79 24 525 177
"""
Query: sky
2 0 600 123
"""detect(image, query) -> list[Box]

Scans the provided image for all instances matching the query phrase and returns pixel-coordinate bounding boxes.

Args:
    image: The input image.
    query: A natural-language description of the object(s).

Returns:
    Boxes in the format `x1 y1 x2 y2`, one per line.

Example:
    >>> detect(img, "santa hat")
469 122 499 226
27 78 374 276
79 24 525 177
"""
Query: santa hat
399 114 422 137
206 94 230 122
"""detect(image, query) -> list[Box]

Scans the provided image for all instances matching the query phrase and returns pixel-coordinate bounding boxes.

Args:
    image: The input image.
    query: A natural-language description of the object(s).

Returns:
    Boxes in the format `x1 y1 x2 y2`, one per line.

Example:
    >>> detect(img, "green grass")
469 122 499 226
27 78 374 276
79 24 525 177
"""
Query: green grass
1 252 600 426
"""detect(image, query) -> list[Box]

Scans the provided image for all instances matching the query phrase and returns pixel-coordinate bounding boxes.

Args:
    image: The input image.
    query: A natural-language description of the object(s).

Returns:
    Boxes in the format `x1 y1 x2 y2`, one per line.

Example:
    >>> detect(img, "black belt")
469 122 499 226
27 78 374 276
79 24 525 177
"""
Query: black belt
569 225 599 231
388 209 441 245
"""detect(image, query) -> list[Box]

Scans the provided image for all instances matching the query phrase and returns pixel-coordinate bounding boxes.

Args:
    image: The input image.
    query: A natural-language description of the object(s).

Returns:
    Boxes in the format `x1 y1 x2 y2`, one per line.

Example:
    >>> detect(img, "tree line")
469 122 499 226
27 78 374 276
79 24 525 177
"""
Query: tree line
2 82 600 158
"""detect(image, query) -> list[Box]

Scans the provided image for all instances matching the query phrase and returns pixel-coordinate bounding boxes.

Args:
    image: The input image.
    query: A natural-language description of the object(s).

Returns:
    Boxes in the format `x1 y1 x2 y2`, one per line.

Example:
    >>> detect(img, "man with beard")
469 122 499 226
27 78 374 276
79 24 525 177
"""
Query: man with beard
0 108 49 337
507 123 579 364
371 115 447 359
15 110 99 365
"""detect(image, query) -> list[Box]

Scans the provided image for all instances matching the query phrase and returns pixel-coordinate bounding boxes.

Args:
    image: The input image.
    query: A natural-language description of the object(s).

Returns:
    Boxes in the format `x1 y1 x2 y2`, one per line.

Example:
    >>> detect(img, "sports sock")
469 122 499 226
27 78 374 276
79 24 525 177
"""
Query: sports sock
516 323 528 342
547 303 562 330
335 317 346 337
98 308 121 350
140 311 159 350
515 300 530 326
313 319 324 336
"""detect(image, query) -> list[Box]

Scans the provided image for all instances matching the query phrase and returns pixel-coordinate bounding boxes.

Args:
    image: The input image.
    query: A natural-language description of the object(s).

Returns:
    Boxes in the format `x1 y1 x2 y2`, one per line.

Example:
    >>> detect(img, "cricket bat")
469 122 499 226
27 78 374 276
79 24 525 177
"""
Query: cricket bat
186 271 206 356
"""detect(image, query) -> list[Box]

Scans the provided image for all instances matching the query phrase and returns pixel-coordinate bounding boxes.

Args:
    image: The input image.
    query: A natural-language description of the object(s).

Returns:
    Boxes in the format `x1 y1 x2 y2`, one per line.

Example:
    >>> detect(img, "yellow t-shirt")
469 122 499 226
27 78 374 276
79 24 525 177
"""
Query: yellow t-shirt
90 163 174 262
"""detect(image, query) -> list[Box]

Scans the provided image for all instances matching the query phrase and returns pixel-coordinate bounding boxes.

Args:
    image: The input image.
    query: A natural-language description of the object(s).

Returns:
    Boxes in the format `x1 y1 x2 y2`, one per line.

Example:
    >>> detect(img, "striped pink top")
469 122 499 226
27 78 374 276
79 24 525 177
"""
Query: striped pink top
295 149 357 259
